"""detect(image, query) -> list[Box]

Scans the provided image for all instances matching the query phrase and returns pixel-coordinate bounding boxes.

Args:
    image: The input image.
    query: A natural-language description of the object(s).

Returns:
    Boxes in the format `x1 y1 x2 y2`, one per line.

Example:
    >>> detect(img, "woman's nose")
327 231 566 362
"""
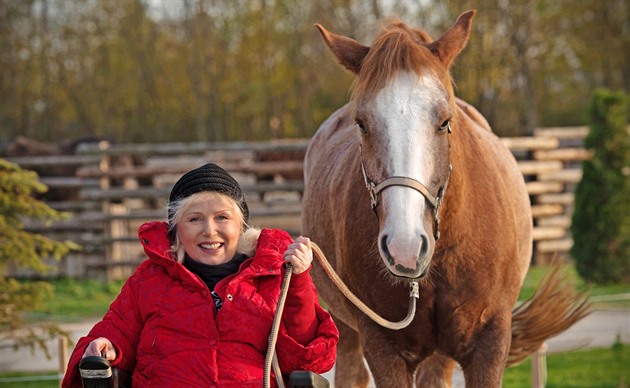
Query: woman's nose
202 219 216 235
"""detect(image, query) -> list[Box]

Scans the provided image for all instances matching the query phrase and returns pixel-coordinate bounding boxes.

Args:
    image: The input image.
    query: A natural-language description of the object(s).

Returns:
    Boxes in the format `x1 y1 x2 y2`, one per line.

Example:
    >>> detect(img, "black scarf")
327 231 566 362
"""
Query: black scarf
183 253 247 291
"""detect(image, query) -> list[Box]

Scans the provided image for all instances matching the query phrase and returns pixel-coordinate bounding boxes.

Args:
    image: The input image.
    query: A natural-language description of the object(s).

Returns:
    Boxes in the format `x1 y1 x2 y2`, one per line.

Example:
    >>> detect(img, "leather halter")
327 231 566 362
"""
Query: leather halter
360 145 451 240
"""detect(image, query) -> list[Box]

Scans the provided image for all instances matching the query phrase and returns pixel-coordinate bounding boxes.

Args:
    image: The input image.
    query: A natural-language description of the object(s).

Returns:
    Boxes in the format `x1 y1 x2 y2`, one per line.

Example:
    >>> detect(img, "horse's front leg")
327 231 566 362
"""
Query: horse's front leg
459 313 512 388
361 325 415 388
333 316 370 388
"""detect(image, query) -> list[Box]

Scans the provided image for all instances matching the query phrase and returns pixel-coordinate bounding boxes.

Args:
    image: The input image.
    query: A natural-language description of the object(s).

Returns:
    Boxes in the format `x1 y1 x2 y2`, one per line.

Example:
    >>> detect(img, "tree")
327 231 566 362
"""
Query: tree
0 159 79 355
1 0 627 143
570 89 630 283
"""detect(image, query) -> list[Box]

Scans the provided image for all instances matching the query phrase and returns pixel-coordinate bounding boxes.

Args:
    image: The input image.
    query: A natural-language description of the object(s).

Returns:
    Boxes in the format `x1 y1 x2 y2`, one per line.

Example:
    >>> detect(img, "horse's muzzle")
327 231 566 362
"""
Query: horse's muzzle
380 234 431 279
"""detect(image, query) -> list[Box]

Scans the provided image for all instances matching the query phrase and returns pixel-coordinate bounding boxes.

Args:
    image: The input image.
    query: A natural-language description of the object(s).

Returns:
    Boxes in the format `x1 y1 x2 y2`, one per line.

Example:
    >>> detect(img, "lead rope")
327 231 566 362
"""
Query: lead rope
311 242 420 330
265 263 292 388
264 243 420 388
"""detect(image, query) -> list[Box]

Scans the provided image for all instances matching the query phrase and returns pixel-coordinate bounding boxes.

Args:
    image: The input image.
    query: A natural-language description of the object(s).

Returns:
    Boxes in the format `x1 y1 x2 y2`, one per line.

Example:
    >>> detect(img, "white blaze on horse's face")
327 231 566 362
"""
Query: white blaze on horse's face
368 71 450 279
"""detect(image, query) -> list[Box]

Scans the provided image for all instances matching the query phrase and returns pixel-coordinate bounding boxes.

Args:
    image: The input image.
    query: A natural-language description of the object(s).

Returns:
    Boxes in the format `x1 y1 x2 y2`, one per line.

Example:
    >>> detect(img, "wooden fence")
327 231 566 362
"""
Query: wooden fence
4 127 591 280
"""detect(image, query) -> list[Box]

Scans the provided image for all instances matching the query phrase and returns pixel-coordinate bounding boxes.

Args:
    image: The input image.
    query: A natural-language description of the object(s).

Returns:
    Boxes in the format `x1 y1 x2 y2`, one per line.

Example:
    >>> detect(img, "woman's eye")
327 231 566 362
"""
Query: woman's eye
216 213 232 221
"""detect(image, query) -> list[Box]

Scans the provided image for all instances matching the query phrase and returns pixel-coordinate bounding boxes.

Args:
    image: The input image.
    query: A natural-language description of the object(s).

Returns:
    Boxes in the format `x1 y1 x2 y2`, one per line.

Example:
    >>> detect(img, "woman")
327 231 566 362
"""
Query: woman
62 163 338 387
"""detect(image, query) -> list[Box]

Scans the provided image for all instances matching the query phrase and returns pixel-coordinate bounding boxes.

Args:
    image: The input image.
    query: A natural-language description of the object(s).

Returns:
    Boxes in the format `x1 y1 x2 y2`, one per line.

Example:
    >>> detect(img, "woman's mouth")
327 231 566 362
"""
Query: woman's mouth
200 242 222 250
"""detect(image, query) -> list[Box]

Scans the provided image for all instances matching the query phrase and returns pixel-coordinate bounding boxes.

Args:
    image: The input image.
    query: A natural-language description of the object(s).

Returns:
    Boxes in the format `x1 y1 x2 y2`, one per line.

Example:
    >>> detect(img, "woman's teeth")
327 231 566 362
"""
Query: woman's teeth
200 243 221 250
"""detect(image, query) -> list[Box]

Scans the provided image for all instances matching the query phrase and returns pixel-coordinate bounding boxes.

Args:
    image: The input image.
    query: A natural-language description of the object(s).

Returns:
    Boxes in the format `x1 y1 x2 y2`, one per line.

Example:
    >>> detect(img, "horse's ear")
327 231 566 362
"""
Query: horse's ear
428 10 476 68
315 24 369 74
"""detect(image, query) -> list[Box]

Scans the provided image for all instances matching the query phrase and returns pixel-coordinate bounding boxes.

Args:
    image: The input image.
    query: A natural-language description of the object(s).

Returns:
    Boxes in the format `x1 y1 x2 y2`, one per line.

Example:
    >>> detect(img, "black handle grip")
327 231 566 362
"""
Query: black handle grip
79 356 113 388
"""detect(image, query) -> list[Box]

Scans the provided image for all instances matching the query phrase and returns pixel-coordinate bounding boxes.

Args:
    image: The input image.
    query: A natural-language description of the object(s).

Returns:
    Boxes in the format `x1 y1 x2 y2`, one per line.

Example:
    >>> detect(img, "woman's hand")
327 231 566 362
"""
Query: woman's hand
283 236 313 274
83 337 117 361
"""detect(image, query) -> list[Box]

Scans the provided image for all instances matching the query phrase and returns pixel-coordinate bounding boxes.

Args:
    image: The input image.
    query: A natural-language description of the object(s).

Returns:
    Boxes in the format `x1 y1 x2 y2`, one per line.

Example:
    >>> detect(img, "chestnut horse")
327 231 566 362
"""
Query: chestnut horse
302 11 588 388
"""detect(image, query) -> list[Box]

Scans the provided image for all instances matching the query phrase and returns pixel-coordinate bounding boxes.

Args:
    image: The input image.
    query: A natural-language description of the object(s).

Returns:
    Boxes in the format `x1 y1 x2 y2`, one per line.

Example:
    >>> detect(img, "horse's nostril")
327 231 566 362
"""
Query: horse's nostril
380 234 395 265
419 234 429 259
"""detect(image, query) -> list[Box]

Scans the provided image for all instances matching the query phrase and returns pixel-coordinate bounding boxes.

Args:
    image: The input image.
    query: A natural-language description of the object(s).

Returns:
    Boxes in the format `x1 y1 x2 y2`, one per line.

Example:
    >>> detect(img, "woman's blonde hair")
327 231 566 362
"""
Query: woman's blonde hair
167 191 260 263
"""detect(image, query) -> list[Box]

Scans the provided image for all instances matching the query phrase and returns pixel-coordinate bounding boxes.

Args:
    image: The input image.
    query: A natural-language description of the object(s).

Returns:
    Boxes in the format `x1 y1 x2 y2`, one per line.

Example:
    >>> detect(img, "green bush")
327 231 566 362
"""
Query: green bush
0 159 79 355
570 89 630 283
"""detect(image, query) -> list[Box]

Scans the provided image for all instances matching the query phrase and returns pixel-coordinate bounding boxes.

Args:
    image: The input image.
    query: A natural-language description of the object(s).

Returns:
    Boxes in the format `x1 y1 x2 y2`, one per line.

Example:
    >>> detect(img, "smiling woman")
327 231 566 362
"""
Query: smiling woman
166 163 250 265
173 193 243 265
61 163 338 388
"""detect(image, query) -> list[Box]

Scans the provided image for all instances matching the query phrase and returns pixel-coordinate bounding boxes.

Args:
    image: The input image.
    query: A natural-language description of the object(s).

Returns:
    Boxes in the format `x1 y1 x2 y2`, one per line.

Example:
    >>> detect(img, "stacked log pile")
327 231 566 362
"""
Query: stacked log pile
2 128 591 279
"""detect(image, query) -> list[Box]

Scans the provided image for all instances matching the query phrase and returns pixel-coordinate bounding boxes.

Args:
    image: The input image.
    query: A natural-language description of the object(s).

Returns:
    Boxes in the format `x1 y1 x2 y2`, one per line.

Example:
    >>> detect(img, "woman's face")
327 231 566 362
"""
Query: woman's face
176 194 242 265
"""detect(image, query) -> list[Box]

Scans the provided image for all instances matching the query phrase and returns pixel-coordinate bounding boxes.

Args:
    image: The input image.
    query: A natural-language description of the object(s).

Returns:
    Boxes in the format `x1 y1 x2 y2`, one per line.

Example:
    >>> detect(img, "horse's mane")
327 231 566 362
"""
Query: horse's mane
351 20 454 103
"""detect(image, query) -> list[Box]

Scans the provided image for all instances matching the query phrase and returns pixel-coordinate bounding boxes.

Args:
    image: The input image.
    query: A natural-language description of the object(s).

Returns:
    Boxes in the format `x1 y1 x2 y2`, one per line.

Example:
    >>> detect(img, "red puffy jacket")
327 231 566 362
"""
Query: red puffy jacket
62 222 338 387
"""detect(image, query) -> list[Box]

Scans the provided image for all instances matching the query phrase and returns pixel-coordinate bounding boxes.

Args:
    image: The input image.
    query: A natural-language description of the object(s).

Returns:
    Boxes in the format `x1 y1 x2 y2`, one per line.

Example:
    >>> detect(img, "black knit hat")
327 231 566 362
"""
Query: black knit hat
168 163 249 227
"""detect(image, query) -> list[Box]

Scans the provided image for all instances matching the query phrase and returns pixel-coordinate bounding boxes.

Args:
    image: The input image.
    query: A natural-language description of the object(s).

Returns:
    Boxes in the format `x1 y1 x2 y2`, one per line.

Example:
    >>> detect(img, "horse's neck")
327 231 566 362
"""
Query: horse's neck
444 104 524 238
443 107 496 215
455 98 492 132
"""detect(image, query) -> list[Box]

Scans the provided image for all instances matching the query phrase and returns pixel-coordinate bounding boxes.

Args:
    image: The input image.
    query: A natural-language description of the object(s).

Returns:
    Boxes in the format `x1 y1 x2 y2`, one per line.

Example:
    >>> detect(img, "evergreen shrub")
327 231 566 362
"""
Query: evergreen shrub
570 89 630 283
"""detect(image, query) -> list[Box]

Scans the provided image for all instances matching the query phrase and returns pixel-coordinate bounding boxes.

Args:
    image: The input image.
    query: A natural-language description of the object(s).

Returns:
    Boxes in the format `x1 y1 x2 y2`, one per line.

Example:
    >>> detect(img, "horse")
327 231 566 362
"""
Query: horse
301 10 589 387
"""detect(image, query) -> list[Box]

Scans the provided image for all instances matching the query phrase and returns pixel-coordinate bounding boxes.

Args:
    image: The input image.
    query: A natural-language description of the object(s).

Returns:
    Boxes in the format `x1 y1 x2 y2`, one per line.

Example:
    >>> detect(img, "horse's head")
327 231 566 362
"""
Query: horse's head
316 11 475 279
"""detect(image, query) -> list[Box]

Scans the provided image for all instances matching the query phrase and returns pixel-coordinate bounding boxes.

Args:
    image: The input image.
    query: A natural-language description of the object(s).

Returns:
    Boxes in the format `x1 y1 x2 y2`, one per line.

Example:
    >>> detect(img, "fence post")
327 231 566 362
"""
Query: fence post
58 336 68 387
531 342 547 388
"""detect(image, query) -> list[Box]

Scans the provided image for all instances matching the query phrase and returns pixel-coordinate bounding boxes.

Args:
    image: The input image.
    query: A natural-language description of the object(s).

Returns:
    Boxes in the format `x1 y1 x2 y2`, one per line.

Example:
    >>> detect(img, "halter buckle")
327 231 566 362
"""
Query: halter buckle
409 280 419 299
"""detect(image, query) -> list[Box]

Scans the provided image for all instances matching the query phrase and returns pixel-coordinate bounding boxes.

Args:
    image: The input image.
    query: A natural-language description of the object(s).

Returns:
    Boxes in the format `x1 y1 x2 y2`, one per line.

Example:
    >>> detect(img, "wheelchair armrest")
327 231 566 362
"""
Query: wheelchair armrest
288 370 330 388
79 355 112 388
79 356 131 388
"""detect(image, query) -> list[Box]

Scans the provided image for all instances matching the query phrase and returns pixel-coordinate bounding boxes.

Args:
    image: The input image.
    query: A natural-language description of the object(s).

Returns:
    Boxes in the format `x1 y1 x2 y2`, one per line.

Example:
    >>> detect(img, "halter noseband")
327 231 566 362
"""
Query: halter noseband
360 146 451 240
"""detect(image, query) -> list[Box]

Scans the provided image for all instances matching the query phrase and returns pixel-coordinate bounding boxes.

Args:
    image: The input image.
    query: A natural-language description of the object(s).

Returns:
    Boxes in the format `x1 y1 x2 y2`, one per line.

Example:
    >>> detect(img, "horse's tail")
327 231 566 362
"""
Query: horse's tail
506 263 591 367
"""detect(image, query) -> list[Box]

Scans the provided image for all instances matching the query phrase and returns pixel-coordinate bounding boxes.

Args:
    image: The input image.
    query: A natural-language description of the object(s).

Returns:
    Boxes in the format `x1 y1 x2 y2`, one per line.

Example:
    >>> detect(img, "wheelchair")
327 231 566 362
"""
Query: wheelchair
79 354 329 388
79 262 331 388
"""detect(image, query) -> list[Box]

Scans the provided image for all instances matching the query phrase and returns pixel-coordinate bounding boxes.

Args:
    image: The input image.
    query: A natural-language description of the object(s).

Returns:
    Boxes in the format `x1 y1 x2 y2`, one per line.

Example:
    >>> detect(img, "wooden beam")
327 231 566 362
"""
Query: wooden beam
78 205 303 222
526 181 564 195
533 148 593 161
537 238 574 253
533 126 589 139
501 136 558 151
531 204 564 218
76 139 310 156
532 226 566 241
39 177 100 188
536 192 574 205
4 154 103 167
536 215 571 228
77 160 305 179
78 182 305 201
538 169 582 183
517 160 563 175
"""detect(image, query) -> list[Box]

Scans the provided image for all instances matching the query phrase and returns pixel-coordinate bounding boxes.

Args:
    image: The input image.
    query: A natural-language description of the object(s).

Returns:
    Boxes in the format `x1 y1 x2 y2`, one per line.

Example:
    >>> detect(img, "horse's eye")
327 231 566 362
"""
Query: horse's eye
356 120 367 133
438 119 451 133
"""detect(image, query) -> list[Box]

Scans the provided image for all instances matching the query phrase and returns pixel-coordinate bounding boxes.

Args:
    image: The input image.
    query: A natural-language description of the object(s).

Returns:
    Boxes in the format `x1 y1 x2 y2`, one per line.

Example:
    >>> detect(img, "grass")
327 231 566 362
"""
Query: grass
22 278 125 322
0 372 61 388
503 342 629 387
